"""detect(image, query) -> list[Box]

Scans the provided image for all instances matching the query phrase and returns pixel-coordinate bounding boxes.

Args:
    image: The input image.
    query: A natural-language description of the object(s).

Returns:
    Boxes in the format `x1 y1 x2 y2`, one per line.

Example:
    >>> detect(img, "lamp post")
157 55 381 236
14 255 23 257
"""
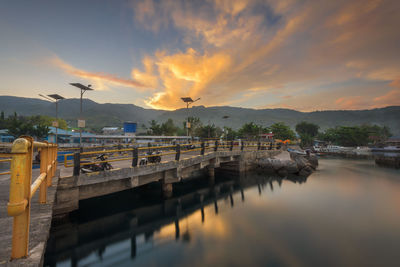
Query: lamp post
69 83 94 149
39 94 65 144
222 115 229 142
181 97 200 138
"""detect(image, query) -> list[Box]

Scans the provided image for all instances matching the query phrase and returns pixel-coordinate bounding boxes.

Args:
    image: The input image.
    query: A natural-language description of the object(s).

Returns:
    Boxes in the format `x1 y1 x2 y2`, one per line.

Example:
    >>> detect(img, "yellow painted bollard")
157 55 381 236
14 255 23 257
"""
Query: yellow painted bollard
7 137 33 259
39 145 48 204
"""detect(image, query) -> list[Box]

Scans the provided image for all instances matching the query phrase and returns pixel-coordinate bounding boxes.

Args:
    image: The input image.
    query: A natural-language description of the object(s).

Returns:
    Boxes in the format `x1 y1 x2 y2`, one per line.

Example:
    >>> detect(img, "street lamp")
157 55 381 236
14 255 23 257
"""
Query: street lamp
181 97 200 137
222 115 230 142
39 93 65 144
69 83 94 148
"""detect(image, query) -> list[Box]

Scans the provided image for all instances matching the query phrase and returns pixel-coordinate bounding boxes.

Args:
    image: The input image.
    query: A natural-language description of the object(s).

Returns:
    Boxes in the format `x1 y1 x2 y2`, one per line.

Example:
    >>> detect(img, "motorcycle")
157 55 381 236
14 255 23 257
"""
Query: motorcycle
140 151 161 165
81 154 113 173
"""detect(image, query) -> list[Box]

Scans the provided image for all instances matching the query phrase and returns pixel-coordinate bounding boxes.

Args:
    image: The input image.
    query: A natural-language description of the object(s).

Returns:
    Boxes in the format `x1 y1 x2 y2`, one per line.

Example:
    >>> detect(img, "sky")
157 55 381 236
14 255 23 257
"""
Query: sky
0 0 399 111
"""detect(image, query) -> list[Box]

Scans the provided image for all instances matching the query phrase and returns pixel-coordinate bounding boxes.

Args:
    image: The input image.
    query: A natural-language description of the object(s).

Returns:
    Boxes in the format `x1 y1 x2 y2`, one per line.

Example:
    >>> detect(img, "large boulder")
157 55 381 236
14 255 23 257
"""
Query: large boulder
299 165 313 176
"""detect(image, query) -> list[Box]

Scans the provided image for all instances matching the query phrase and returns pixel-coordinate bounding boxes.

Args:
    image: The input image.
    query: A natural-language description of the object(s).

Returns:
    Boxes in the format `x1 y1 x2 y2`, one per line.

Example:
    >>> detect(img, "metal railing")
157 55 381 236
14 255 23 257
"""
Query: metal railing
63 140 281 175
0 157 12 175
6 137 58 259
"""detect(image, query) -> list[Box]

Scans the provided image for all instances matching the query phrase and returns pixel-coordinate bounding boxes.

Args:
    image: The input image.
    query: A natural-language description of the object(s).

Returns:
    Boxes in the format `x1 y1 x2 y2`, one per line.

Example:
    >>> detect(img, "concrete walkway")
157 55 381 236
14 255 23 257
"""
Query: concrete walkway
0 171 59 266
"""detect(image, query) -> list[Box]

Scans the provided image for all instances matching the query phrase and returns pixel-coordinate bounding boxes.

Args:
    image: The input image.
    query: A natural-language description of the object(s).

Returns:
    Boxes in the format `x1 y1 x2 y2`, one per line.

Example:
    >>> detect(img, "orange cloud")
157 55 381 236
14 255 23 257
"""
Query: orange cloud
335 96 367 110
373 89 400 106
389 79 400 88
49 56 149 91
66 0 400 110
130 0 400 110
138 48 232 109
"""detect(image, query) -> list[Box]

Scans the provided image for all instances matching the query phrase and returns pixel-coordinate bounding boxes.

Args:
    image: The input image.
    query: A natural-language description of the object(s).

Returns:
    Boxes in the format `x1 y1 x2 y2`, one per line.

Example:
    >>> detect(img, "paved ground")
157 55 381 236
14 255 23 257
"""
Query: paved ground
0 171 59 266
58 146 257 178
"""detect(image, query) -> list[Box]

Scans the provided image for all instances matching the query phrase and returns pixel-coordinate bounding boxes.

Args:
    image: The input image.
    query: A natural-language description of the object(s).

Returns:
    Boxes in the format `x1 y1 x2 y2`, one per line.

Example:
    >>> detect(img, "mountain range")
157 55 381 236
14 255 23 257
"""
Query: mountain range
1 96 399 134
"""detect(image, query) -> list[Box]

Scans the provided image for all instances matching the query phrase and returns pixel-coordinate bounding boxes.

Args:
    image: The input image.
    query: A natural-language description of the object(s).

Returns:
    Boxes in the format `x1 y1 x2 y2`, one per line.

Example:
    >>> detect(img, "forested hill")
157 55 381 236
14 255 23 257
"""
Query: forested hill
1 96 399 134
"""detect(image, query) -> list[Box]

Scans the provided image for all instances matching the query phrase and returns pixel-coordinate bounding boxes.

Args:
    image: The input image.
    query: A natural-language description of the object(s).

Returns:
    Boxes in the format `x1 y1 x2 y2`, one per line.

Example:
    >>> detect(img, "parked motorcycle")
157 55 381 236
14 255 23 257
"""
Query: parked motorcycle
148 151 162 164
81 154 113 173
139 151 161 165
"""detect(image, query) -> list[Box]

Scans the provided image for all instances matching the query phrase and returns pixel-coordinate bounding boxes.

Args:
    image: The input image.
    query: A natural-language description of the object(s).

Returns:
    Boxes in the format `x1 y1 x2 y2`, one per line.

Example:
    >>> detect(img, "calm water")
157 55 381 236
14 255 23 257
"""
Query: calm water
44 159 400 267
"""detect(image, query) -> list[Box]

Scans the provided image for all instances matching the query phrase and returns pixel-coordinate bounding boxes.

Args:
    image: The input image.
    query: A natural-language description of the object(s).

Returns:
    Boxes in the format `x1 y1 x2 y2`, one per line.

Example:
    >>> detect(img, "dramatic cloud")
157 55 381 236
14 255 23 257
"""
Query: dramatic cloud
49 56 150 91
130 0 400 110
142 48 232 109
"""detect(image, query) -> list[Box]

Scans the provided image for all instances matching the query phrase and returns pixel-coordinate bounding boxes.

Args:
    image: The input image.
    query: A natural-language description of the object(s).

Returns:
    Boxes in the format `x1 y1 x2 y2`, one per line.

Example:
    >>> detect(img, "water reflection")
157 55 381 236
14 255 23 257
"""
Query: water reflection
45 159 400 267
45 173 303 267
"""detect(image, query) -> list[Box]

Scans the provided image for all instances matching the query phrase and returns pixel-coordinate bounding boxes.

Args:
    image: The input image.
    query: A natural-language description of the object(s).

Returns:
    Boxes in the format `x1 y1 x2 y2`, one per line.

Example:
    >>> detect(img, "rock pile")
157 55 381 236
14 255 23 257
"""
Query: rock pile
257 151 318 177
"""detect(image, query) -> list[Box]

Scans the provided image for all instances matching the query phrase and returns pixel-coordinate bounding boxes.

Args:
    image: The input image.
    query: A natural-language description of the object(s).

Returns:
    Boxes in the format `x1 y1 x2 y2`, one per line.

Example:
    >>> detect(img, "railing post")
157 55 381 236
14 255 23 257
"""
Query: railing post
214 140 218 152
258 141 261 150
73 152 81 176
175 144 181 161
230 140 233 151
7 136 33 259
39 145 48 204
50 145 55 182
241 141 244 151
46 145 51 186
201 142 205 155
55 145 58 179
132 147 138 167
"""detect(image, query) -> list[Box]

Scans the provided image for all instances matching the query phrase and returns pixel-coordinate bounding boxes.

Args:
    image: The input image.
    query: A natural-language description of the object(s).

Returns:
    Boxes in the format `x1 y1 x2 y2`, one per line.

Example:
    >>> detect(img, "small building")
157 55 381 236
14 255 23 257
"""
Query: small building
123 122 137 136
259 133 274 140
385 135 400 148
0 129 14 143
102 127 122 135
46 127 96 145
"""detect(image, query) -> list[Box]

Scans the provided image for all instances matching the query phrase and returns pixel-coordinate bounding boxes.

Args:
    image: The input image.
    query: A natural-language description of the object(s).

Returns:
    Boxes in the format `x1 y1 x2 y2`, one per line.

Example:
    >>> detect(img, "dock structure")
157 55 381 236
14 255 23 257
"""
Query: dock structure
0 138 280 266
46 173 296 266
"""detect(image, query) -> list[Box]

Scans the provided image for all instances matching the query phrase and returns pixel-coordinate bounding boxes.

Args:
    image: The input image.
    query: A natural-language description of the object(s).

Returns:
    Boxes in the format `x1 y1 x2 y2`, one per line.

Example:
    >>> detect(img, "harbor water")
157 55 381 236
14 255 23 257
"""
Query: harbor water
44 158 400 267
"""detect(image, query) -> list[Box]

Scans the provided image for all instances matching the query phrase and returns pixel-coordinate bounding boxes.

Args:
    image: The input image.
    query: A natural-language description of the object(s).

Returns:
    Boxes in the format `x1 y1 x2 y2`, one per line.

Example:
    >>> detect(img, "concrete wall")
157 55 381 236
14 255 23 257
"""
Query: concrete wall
54 150 281 215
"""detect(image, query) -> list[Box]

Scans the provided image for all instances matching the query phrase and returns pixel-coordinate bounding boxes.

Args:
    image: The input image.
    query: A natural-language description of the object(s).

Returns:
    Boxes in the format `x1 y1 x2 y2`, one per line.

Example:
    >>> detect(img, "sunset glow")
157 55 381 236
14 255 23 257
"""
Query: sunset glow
1 0 399 110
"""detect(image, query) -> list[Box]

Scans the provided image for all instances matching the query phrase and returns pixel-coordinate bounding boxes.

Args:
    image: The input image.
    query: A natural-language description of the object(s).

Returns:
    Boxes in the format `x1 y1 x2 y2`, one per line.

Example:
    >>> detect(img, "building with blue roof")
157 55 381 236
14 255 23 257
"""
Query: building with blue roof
46 127 96 144
0 129 14 143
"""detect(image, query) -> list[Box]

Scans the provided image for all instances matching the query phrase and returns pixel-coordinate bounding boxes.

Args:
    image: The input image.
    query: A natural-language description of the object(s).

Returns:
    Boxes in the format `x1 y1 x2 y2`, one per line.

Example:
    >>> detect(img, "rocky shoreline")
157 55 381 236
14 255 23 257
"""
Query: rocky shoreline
257 150 318 177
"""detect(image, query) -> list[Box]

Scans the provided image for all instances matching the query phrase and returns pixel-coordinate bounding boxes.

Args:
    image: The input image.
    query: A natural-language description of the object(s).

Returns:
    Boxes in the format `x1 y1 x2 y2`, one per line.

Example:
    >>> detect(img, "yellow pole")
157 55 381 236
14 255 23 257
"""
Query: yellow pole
39 144 48 204
50 146 54 181
7 136 33 259
47 145 51 186
54 145 58 182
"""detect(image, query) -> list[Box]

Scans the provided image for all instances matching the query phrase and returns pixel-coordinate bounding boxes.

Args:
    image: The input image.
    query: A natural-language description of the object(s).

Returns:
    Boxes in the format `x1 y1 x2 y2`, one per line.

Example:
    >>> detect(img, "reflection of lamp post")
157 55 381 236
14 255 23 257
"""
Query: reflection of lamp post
181 97 200 137
70 83 94 148
39 94 65 144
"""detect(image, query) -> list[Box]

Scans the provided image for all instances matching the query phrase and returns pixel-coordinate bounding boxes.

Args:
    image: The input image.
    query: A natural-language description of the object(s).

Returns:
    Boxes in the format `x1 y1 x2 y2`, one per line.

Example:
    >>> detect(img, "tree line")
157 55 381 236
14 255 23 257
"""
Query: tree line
146 117 296 140
146 117 392 147
0 111 67 140
295 121 392 147
1 111 392 147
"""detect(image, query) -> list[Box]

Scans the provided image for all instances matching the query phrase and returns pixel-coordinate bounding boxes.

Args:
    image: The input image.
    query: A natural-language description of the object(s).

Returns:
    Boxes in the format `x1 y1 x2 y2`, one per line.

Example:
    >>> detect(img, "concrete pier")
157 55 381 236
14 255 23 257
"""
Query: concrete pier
54 149 280 216
1 148 280 265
